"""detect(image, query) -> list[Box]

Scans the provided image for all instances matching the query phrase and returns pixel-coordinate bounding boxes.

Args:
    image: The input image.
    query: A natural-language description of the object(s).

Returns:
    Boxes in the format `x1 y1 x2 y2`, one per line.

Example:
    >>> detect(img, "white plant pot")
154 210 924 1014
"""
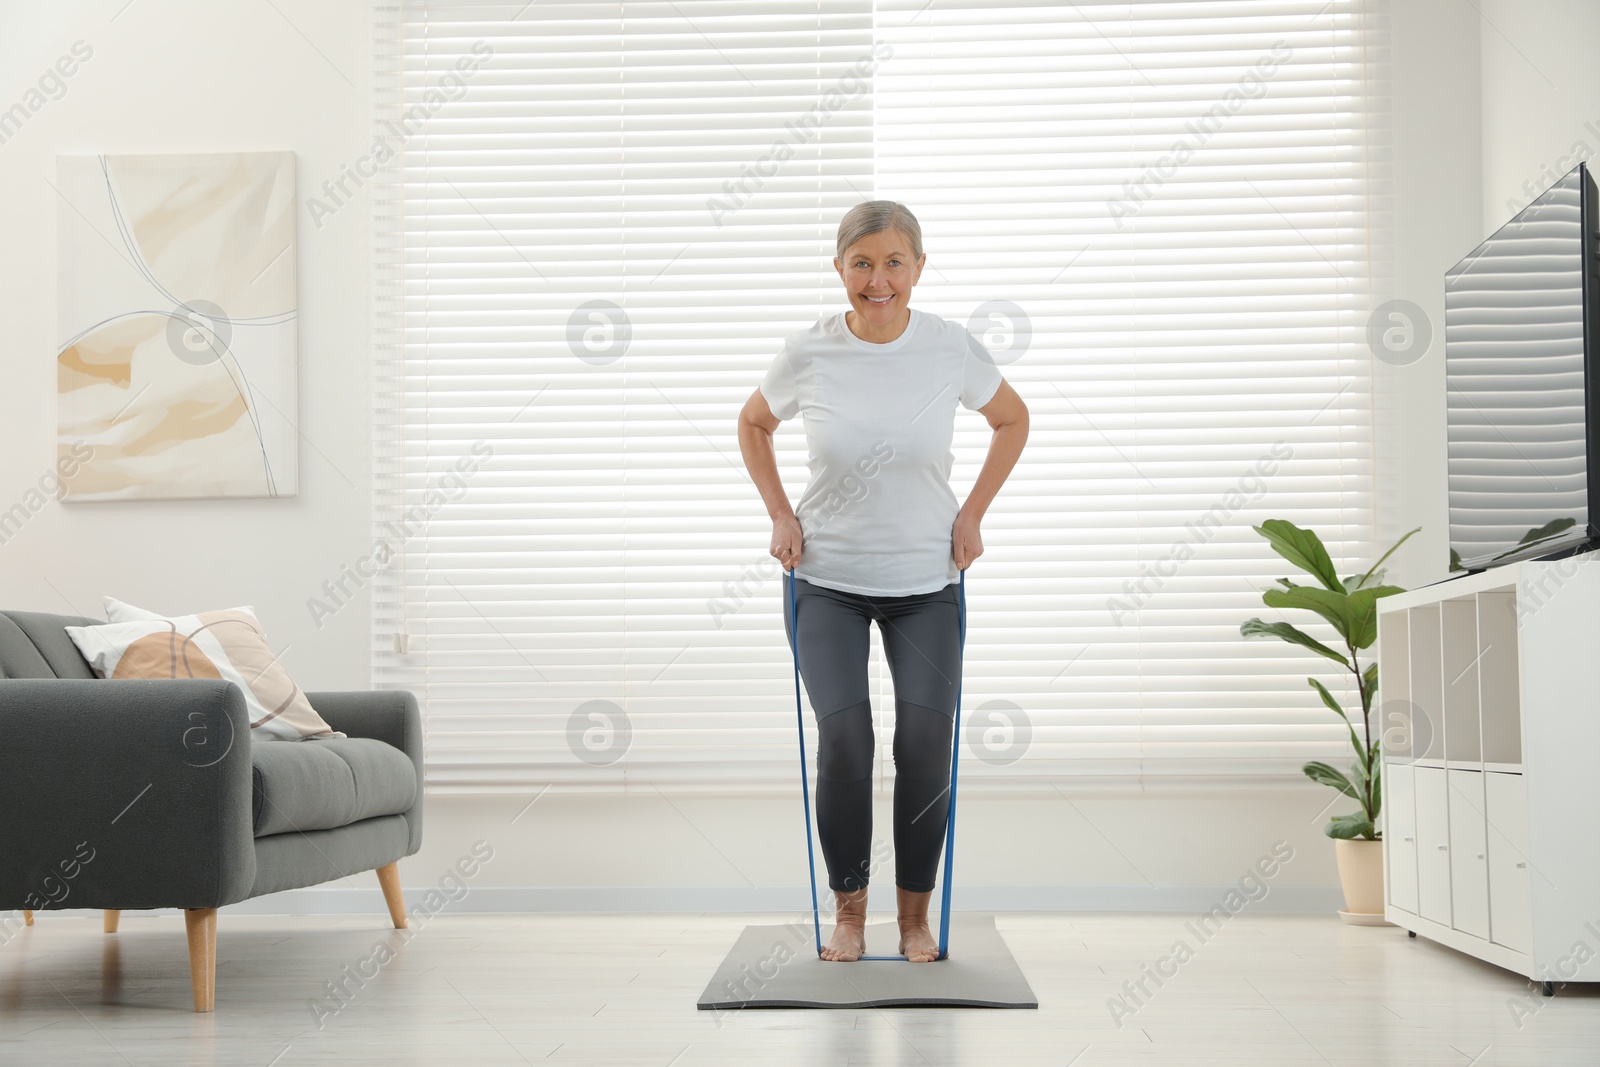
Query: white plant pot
1334 837 1391 925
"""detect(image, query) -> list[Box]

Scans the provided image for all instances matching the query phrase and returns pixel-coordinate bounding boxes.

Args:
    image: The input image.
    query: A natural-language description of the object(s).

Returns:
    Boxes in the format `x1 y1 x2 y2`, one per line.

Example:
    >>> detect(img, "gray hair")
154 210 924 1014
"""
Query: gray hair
835 200 924 263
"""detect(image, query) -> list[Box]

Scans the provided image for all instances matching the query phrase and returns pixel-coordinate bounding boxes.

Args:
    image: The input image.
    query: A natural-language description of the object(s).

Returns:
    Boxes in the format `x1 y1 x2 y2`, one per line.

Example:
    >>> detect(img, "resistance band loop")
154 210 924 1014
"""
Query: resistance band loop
787 566 967 961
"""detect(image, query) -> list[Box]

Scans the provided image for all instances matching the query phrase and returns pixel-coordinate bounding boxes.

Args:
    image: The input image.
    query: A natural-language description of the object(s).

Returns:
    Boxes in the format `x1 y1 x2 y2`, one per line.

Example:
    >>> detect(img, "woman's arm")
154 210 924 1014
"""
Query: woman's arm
738 388 803 568
953 379 1029 568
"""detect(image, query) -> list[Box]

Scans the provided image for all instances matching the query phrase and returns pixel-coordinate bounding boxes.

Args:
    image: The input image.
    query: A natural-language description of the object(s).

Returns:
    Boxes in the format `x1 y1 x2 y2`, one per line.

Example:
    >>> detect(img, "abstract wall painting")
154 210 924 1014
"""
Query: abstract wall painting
56 151 298 500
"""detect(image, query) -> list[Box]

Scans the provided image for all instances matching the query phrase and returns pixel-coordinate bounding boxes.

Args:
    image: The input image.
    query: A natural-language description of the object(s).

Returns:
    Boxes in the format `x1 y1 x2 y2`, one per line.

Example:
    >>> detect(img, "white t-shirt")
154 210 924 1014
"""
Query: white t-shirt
760 308 1004 596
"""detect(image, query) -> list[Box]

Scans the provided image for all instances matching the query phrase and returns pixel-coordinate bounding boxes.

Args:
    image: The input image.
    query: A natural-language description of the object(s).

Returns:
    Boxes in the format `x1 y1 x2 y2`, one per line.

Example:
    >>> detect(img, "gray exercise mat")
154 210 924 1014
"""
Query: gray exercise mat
697 913 1037 1010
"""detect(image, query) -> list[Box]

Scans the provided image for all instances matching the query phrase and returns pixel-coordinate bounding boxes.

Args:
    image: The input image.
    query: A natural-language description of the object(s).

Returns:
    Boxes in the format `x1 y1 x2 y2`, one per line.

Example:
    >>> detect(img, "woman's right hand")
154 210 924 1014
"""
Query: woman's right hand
770 515 803 571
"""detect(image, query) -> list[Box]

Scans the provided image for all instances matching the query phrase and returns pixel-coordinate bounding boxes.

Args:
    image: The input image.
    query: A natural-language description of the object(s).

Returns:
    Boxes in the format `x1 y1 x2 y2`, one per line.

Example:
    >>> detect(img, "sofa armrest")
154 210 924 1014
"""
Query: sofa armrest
306 689 424 856
0 679 256 912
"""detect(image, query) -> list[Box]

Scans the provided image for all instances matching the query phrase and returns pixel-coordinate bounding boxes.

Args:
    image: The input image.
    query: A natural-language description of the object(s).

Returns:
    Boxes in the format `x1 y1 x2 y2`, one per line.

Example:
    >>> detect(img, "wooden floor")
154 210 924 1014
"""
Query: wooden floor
2 911 1597 1065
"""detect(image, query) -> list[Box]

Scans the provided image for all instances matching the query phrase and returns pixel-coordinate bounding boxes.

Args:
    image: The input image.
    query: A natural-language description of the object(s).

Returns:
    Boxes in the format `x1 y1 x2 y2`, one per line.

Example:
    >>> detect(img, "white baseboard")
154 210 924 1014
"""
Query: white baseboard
167 883 1344 916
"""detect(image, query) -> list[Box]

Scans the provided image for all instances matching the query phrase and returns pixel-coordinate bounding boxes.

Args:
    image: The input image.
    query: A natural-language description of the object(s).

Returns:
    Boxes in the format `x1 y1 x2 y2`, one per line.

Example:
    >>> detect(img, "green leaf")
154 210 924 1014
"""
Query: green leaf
1345 585 1405 649
1344 569 1387 593
1262 586 1359 643
1353 527 1420 590
1362 661 1378 701
1309 678 1364 756
1351 751 1381 825
1371 761 1382 822
1449 548 1465 573
1240 619 1351 667
1308 677 1351 722
1254 520 1343 592
1326 813 1376 840
1304 760 1360 799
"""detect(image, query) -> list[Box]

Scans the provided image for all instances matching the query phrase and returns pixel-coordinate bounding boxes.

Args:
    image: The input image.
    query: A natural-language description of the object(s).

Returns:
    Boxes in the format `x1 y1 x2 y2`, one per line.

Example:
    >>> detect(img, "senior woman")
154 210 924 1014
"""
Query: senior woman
736 201 1028 962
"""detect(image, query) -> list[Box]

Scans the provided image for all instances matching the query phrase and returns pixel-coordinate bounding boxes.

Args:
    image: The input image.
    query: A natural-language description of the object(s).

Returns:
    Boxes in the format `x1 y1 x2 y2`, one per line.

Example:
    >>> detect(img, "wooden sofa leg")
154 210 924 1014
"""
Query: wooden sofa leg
104 910 120 933
184 908 217 1013
376 862 408 929
23 910 32 926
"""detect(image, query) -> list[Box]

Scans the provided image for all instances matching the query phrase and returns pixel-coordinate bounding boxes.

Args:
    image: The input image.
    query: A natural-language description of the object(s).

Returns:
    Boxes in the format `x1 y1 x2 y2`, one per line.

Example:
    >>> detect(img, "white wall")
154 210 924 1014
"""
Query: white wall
1479 0 1600 235
1376 0 1482 593
0 1 372 690
4 0 1548 912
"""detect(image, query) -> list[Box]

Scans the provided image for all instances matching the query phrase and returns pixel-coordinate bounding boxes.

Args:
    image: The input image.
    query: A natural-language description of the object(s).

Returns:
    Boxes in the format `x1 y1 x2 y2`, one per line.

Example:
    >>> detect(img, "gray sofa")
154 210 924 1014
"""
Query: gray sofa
0 609 423 1012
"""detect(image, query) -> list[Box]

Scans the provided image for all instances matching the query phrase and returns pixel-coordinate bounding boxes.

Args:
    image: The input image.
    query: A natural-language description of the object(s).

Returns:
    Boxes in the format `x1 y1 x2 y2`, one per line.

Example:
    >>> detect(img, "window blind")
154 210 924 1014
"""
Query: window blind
372 0 1387 793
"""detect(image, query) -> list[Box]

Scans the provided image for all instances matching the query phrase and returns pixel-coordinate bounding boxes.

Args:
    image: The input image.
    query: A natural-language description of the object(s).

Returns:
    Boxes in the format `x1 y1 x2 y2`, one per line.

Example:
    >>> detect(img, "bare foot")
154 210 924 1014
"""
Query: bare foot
897 886 940 962
821 888 867 961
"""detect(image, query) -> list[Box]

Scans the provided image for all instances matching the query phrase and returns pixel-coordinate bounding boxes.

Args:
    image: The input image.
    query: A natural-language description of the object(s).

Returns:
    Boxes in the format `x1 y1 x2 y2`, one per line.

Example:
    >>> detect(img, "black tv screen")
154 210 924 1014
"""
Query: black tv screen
1445 161 1600 572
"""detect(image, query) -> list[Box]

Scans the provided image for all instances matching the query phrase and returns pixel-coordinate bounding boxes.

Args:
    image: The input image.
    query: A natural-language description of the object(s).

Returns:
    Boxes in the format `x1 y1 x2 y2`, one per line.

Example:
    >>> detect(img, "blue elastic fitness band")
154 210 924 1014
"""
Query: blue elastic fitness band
787 566 967 962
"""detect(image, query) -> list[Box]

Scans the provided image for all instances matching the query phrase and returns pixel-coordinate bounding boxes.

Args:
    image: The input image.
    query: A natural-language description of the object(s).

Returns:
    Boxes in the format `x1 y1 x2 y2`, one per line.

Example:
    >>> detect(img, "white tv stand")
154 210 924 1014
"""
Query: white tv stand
1377 557 1600 994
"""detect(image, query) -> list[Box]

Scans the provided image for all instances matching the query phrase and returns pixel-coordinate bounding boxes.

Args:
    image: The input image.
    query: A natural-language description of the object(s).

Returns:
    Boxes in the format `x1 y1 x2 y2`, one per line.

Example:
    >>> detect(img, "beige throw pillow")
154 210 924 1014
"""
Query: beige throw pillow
66 598 342 741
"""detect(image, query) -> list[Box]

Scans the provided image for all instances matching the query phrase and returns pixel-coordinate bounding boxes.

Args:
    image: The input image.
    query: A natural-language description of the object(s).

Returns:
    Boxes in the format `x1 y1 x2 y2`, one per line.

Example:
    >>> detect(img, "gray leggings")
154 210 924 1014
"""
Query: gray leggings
783 573 963 893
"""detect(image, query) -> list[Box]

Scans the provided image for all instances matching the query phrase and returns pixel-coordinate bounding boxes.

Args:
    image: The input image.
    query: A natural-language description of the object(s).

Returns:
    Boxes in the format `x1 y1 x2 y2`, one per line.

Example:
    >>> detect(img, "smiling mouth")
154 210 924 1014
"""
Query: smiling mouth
864 294 894 305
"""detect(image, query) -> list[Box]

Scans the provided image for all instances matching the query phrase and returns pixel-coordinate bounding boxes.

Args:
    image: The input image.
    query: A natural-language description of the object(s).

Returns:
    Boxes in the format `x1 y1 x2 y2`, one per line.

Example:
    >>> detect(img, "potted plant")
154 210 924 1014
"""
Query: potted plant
1241 519 1418 923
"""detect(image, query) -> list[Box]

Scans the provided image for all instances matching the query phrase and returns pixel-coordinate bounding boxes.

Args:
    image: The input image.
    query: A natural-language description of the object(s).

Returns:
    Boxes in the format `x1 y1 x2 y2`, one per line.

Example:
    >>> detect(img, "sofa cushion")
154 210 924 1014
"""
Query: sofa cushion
66 602 342 740
0 611 101 679
252 737 417 838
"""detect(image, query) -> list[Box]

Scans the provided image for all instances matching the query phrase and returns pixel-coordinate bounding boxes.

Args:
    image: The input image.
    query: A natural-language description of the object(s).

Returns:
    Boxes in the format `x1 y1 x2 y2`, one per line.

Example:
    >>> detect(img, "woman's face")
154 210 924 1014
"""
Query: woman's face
834 228 925 328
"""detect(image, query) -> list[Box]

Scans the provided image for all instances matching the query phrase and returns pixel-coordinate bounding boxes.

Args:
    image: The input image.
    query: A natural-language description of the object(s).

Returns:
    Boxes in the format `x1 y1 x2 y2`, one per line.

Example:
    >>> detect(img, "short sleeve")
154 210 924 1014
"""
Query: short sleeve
760 342 800 421
959 329 1004 410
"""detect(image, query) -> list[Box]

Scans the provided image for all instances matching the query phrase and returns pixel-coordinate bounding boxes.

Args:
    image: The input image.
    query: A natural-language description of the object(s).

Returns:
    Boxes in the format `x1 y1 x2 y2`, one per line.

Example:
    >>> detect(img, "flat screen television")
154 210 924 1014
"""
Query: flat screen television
1445 161 1600 573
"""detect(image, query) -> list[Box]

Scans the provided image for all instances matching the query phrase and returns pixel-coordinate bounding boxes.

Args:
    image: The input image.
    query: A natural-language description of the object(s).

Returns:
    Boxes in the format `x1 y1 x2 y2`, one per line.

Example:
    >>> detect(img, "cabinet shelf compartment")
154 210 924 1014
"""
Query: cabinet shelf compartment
1476 589 1522 767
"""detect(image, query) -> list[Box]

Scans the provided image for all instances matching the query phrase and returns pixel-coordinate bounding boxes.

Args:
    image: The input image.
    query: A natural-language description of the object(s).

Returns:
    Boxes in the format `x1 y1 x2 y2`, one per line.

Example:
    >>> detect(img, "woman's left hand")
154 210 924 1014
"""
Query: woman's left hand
951 510 984 571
